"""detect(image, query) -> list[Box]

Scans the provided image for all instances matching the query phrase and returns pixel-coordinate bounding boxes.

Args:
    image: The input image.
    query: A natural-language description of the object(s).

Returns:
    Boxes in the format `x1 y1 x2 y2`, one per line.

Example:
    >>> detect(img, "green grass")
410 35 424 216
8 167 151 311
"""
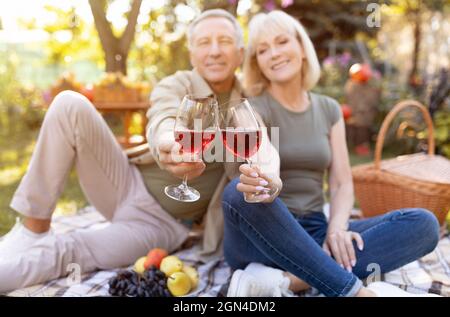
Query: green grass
0 126 87 236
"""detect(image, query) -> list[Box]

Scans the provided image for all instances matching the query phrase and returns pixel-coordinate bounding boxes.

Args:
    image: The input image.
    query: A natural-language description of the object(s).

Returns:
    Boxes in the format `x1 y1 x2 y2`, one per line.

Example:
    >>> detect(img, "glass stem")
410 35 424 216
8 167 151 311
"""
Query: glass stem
181 174 188 190
247 158 257 199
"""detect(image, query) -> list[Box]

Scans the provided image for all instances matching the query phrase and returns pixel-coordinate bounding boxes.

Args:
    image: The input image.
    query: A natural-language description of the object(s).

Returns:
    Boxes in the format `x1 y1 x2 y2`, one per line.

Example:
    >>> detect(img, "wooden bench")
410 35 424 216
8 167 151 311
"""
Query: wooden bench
94 101 150 148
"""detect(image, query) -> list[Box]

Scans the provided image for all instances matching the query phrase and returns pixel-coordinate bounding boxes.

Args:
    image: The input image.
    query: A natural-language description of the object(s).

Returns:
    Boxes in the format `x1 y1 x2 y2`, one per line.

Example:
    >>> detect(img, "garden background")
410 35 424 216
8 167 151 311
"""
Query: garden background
0 0 449 235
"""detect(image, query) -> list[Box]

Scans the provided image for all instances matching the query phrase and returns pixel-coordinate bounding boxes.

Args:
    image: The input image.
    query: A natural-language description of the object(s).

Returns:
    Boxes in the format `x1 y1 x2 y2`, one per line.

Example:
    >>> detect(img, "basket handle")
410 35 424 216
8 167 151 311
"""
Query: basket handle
374 100 435 170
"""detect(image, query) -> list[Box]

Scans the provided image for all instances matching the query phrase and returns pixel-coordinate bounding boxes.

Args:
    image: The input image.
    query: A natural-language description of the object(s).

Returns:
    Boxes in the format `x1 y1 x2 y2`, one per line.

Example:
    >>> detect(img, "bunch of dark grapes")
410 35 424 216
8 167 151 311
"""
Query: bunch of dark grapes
108 266 172 297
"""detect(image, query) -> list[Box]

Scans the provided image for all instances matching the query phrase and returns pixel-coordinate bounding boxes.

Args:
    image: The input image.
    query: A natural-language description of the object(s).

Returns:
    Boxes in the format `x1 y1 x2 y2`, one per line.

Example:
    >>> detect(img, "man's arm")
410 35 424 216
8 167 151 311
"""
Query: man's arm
146 71 206 180
146 71 191 166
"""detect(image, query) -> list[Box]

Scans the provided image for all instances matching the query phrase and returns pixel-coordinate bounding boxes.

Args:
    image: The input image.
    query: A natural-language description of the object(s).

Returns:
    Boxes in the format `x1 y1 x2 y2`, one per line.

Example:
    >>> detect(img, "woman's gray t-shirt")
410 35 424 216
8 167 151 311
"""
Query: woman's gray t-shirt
250 91 342 216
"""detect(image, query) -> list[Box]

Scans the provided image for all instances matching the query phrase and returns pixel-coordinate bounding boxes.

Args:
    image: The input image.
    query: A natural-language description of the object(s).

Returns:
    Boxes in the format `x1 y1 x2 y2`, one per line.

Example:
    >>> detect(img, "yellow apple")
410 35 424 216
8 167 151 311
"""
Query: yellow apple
182 265 199 290
160 255 183 276
167 272 192 297
133 256 147 275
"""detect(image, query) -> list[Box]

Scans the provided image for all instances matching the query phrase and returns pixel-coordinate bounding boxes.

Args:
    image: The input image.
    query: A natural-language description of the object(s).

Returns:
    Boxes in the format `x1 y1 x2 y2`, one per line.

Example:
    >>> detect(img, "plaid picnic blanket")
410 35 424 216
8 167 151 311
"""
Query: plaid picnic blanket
4 206 450 297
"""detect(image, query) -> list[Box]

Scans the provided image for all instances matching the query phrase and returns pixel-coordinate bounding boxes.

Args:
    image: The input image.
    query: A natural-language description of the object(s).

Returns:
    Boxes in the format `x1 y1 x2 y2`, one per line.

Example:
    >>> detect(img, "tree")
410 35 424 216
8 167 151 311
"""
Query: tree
250 0 380 60
127 0 237 81
48 6 101 65
16 4 104 83
381 0 448 89
128 2 191 81
88 0 143 74
202 0 239 14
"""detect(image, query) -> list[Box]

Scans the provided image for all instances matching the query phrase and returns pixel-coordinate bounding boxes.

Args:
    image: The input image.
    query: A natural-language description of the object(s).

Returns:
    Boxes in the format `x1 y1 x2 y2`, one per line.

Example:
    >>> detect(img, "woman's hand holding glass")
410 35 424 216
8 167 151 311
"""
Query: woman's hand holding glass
218 98 281 203
236 163 281 203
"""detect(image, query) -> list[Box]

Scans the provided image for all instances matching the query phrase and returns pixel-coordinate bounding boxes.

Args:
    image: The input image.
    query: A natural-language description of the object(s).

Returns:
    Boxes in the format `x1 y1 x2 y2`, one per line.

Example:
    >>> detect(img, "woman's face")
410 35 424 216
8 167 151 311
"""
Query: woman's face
255 32 305 85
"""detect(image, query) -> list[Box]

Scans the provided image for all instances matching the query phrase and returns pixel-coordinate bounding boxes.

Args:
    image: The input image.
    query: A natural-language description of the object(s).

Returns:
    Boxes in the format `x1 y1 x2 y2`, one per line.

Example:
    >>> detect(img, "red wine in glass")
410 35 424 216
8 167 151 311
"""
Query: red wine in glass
164 95 218 203
175 130 216 155
221 129 262 160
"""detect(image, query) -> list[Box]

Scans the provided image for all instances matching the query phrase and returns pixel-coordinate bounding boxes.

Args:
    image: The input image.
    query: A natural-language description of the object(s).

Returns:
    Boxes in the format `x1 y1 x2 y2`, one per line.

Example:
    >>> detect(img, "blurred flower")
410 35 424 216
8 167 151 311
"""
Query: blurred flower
281 0 294 8
323 56 336 68
373 69 382 80
338 52 352 67
323 53 353 70
264 0 276 11
42 89 53 104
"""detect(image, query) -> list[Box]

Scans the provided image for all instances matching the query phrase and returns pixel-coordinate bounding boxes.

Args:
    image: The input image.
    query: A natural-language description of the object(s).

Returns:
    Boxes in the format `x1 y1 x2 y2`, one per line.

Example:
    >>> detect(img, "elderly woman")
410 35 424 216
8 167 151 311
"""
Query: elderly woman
222 10 440 297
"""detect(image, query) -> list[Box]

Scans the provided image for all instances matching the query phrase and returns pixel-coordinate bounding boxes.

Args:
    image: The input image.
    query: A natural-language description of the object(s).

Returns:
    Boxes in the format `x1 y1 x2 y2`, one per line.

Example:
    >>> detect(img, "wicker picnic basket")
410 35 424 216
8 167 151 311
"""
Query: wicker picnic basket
352 100 450 224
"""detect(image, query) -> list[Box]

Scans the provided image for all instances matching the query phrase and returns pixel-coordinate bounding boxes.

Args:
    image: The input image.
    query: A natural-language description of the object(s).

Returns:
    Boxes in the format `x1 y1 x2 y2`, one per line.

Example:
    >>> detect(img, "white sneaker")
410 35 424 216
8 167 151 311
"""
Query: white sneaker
0 218 52 259
227 263 293 297
227 270 276 297
367 282 442 297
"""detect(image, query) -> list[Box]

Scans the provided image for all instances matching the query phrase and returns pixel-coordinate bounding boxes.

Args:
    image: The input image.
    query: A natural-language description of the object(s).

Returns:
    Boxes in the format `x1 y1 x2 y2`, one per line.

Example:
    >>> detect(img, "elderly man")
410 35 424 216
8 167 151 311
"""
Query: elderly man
0 9 281 292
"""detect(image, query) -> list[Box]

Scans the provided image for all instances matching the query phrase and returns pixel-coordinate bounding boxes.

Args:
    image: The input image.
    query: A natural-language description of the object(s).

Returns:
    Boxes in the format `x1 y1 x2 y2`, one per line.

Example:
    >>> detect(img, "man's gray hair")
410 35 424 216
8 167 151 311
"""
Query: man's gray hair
187 9 244 49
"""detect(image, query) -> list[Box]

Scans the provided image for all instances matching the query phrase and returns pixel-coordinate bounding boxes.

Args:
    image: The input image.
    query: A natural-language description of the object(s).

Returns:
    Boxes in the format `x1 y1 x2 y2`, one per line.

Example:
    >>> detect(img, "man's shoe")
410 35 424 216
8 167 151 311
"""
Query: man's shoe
0 218 52 259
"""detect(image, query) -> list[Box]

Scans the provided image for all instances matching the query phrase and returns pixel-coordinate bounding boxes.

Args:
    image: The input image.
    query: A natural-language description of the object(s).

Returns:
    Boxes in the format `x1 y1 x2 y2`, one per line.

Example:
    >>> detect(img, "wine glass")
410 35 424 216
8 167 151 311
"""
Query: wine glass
164 95 218 202
218 98 275 202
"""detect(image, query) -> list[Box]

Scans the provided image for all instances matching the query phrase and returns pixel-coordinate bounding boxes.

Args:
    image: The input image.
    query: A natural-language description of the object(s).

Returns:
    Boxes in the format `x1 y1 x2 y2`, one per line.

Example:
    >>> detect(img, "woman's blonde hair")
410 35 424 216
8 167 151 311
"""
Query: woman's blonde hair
243 10 321 96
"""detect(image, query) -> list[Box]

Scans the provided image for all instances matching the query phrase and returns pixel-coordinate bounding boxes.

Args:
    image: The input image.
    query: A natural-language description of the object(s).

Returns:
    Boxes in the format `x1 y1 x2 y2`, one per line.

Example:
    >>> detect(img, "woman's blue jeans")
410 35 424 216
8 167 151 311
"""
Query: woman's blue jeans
222 178 440 297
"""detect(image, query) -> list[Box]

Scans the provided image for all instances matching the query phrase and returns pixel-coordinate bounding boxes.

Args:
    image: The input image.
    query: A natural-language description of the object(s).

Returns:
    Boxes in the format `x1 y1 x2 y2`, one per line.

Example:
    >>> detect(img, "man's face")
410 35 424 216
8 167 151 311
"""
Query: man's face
189 17 243 85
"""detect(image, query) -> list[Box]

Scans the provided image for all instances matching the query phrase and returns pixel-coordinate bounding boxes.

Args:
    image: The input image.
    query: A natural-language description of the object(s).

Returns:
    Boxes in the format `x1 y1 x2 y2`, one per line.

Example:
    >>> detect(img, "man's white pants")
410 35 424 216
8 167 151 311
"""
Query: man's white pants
0 91 189 292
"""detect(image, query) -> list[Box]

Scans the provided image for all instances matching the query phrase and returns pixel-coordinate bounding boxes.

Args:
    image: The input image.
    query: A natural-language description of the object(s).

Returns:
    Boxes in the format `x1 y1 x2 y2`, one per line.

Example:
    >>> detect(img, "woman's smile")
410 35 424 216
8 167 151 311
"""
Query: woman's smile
271 60 290 71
